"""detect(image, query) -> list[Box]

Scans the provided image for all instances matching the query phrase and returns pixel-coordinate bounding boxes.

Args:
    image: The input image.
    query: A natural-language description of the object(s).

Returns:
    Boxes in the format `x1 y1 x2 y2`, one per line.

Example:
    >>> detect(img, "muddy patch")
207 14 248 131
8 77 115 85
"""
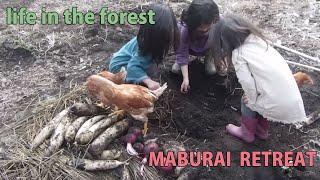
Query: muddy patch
150 59 320 179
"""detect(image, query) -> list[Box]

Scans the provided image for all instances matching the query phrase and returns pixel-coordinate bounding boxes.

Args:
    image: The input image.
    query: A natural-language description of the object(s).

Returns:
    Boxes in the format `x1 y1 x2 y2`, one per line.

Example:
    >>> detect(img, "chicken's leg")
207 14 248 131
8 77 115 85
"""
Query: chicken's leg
111 109 126 117
130 114 149 136
143 121 148 136
151 83 168 98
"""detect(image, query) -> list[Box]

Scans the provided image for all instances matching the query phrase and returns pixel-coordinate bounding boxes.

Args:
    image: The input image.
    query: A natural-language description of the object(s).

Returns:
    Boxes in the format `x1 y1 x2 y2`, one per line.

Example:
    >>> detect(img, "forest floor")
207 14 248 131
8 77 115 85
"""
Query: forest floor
1 0 320 179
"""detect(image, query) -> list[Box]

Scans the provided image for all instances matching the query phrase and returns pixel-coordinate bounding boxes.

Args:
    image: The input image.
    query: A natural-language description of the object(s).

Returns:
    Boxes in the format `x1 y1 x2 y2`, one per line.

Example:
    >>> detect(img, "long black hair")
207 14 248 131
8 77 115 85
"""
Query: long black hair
212 15 268 74
137 4 179 64
181 0 220 39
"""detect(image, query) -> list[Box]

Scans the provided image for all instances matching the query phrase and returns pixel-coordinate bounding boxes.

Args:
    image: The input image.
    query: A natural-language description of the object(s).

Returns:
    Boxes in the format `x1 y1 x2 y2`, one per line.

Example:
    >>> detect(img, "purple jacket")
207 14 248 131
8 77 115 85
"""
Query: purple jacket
175 22 214 66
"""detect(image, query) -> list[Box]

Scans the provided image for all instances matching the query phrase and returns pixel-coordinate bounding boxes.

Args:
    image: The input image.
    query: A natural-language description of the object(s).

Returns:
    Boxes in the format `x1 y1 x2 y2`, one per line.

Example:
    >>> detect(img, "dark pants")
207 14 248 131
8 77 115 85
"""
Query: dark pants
189 49 217 75
241 97 263 119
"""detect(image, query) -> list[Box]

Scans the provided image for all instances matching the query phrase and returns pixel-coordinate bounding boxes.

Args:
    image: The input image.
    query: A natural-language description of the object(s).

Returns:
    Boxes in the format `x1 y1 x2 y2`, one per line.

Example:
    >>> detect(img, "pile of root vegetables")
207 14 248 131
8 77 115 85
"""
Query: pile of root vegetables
30 103 130 171
30 102 190 178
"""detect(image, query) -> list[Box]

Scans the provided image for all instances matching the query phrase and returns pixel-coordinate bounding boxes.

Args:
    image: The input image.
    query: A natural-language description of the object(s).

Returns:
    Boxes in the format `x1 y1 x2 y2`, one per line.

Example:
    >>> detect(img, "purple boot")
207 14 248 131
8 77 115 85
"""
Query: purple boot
226 116 258 143
255 117 269 140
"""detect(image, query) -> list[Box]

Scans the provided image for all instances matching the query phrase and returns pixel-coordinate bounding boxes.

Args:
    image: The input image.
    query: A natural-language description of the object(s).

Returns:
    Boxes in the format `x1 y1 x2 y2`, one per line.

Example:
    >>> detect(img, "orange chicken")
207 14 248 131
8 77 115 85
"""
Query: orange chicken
293 72 314 87
86 75 167 135
97 67 127 84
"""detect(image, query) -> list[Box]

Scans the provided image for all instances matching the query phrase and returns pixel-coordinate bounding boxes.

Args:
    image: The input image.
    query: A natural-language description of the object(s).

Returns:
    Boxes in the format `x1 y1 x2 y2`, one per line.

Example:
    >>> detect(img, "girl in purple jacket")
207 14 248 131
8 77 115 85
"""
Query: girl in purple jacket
172 0 223 93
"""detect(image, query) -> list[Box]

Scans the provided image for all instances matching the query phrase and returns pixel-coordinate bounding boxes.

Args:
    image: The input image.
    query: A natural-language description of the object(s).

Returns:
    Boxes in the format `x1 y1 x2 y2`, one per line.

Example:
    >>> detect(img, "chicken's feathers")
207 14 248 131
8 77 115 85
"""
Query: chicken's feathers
118 67 127 82
152 83 168 98
130 113 148 122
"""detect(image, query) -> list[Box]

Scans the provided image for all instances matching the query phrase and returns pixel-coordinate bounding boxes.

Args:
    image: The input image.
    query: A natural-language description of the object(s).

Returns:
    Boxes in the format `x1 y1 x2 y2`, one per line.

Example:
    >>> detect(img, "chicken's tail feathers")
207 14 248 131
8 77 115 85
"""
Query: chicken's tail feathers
118 67 127 80
119 66 127 75
120 66 126 73
153 83 168 98
294 72 314 87
305 74 314 85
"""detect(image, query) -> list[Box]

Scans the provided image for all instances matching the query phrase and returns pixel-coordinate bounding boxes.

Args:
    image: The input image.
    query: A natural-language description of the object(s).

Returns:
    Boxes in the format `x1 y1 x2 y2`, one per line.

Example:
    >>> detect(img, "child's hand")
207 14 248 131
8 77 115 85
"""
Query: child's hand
242 95 249 104
181 79 190 93
143 78 160 90
180 65 190 93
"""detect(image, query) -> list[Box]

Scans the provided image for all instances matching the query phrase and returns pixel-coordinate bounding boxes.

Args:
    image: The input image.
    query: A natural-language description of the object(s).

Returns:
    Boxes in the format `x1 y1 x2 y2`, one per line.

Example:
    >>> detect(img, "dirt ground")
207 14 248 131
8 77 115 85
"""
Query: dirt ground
1 0 320 179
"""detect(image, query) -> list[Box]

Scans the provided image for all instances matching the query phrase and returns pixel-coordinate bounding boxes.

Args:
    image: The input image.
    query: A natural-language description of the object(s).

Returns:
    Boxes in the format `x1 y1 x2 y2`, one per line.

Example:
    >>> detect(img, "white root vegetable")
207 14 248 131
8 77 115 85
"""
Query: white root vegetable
45 116 71 157
74 159 129 171
89 119 129 155
163 141 186 158
63 120 72 143
65 117 88 143
75 115 106 144
163 141 186 177
100 149 122 160
31 108 69 150
76 112 124 145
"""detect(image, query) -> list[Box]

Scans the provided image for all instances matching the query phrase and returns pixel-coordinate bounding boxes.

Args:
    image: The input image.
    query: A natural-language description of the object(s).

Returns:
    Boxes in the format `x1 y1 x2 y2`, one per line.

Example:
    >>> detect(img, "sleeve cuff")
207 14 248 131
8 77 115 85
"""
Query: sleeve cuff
177 62 189 66
126 75 149 84
176 55 190 66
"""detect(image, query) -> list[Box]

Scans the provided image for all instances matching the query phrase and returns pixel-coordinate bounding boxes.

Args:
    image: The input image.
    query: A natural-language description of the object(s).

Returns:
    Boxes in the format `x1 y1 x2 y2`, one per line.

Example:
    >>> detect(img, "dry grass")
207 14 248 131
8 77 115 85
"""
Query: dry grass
1 0 320 179
0 85 93 179
0 83 168 179
153 89 176 129
122 152 161 180
1 145 93 180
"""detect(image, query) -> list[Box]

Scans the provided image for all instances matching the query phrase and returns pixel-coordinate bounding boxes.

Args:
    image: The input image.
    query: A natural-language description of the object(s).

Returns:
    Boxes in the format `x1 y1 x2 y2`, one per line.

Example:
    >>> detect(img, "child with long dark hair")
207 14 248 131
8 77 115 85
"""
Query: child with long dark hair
109 4 179 90
212 16 307 143
172 0 223 93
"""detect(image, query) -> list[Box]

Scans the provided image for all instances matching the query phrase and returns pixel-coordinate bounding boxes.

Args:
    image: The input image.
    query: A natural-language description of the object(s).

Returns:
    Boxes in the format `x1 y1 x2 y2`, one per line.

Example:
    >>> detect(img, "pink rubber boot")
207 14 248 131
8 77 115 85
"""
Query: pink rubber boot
226 116 258 143
255 117 269 140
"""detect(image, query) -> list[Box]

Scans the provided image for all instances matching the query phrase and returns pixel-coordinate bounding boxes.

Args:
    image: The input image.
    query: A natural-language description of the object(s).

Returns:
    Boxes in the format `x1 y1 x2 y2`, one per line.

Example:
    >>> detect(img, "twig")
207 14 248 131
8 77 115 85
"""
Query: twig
270 41 320 63
230 106 238 111
288 125 293 134
294 110 320 129
305 110 320 125
183 138 191 144
289 142 310 151
175 133 181 141
286 61 320 72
